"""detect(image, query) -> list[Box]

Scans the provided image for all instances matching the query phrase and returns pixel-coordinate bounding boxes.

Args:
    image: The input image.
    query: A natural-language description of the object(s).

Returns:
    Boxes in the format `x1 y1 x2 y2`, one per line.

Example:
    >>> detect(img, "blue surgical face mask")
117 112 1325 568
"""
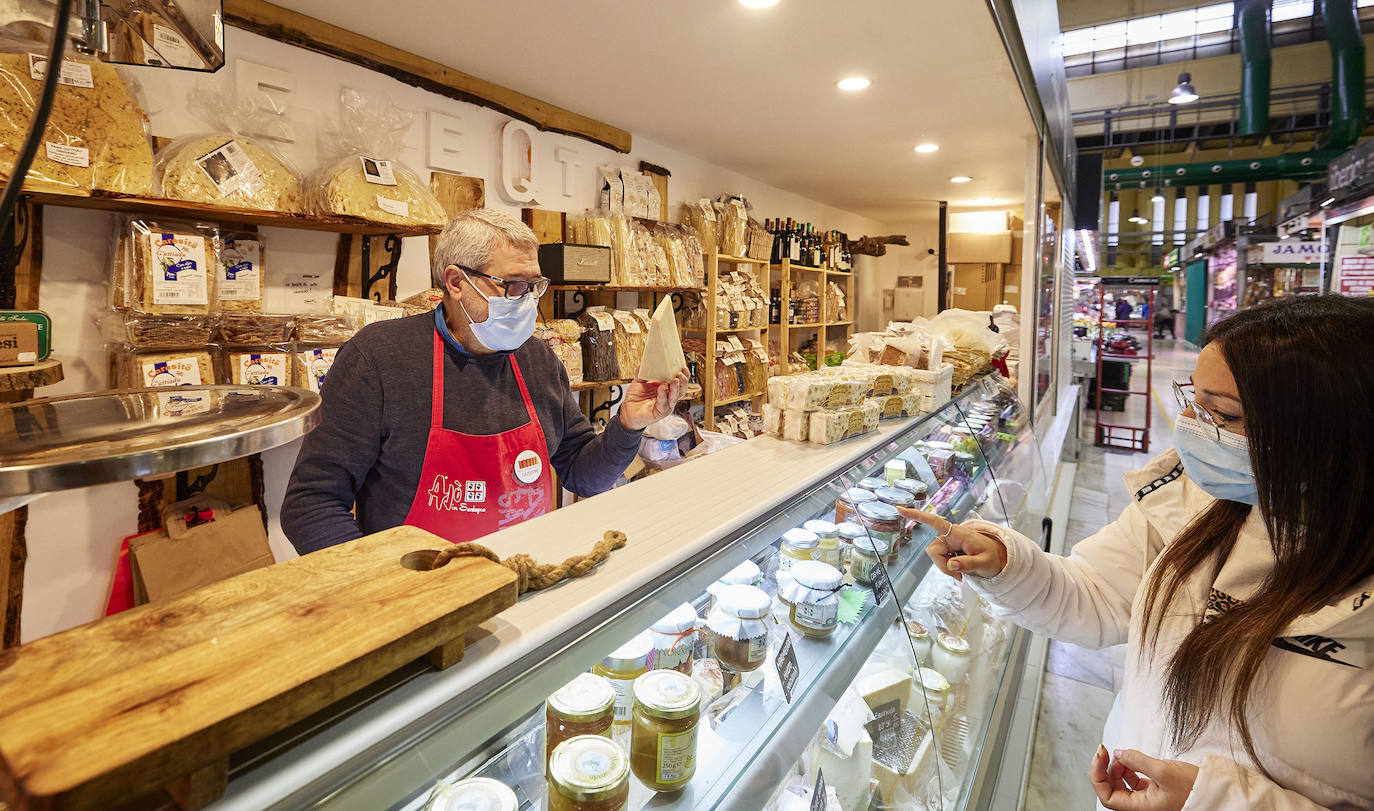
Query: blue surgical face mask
1173 414 1259 506
457 270 538 352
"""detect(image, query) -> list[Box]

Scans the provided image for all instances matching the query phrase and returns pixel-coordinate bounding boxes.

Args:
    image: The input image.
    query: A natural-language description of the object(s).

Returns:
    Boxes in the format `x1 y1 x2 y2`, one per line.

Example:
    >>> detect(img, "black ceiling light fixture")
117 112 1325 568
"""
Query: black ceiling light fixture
1169 72 1199 104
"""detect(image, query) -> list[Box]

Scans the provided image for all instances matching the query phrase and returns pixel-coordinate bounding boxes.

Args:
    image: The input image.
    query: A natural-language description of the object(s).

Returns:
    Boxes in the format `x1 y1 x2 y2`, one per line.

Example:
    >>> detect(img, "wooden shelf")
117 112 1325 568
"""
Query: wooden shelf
714 390 763 407
711 254 768 265
570 378 633 391
826 270 853 276
827 321 852 326
786 322 824 328
773 263 825 273
0 360 62 393
23 191 444 237
551 284 699 293
681 325 765 334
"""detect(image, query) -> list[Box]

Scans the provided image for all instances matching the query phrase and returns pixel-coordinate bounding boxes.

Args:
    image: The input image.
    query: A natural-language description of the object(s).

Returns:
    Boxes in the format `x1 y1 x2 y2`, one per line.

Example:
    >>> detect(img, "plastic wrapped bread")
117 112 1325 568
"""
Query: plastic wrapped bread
218 313 293 345
535 319 584 386
316 156 446 226
293 345 339 393
808 402 882 445
118 218 218 315
120 347 217 388
0 53 153 196
227 348 290 385
157 134 303 212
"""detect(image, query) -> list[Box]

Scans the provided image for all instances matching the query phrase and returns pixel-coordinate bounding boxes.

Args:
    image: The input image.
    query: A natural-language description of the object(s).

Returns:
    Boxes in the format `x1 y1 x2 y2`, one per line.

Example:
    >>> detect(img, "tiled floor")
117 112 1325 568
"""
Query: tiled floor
1023 340 1200 811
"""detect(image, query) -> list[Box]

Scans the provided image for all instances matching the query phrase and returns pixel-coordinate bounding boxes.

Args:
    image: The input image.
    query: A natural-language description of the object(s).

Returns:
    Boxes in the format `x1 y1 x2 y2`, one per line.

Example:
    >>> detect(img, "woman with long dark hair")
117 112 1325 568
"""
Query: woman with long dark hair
914 295 1374 810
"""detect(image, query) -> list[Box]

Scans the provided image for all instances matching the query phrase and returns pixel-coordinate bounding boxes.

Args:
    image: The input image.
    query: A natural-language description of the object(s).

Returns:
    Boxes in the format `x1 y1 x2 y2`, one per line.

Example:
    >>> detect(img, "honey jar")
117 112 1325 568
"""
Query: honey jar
546 673 615 766
705 584 771 673
547 735 630 811
630 670 701 792
777 560 844 639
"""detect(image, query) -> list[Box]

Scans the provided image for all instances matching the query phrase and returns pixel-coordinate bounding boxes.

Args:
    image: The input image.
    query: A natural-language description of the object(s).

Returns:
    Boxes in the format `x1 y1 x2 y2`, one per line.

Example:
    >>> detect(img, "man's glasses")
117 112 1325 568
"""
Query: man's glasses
1172 380 1234 441
460 265 550 299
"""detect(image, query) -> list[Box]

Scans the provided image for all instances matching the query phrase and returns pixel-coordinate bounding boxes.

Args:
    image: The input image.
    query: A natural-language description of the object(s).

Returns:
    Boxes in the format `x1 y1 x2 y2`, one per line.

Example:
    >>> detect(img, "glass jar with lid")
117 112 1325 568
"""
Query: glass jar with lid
893 478 929 504
779 527 820 570
856 501 902 566
834 487 877 525
546 673 616 766
592 631 653 729
846 534 889 586
705 584 771 673
803 519 841 568
708 559 763 612
912 668 951 730
873 487 917 550
904 616 932 666
431 777 518 811
836 522 865 566
548 734 630 811
778 560 844 639
932 631 972 683
649 604 699 674
630 669 702 792
858 476 887 492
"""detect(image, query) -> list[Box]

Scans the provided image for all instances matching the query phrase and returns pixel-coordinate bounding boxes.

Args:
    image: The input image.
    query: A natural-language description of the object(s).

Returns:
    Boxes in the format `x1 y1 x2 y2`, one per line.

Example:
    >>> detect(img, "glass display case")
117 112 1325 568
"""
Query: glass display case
218 377 1051 811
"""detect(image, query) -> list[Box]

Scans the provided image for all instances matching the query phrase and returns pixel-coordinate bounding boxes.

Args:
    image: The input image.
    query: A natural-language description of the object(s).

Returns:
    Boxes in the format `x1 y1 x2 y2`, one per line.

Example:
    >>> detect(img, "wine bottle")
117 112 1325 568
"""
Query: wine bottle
789 219 801 263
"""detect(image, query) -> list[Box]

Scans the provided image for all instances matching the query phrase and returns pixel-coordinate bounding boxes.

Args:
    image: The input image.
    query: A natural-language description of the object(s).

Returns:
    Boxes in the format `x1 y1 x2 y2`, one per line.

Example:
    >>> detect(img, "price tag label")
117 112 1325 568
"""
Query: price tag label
776 633 799 703
871 561 890 607
811 769 828 811
865 698 901 752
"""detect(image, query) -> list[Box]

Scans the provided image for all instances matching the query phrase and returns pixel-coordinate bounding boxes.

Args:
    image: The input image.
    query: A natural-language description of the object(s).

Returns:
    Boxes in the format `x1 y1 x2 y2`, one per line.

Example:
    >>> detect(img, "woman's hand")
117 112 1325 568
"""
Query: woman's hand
1089 746 1199 811
907 509 1008 580
619 369 690 431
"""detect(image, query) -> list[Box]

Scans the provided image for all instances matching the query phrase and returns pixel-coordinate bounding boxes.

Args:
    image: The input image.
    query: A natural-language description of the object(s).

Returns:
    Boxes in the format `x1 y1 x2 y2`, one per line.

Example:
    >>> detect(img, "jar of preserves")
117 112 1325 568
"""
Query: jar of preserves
546 673 616 766
709 559 763 612
592 632 653 730
548 734 630 811
778 560 844 639
649 604 699 674
858 476 887 492
803 519 841 568
893 478 929 504
952 452 977 480
873 487 917 551
705 584 771 673
834 487 877 525
846 534 888 586
630 670 701 792
856 501 902 566
932 631 972 683
836 522 865 566
905 617 932 666
912 668 951 729
430 777 518 811
779 528 820 570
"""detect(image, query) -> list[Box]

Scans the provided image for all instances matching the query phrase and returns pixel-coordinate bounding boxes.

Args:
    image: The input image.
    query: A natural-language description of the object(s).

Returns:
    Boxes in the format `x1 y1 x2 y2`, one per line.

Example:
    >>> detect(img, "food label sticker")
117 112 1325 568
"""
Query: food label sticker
142 357 202 387
512 449 543 484
149 24 205 68
157 391 211 416
724 352 744 366
194 139 262 197
775 633 799 703
744 297 759 310
825 388 848 408
795 599 839 630
727 335 745 351
238 352 287 385
865 698 901 751
151 232 209 305
613 311 642 334
28 54 93 87
848 410 866 436
360 156 398 186
634 307 652 320
872 374 894 397
657 726 698 784
218 238 261 301
811 770 829 811
608 677 634 722
590 311 615 330
45 142 89 168
882 397 904 419
303 347 337 393
375 195 410 217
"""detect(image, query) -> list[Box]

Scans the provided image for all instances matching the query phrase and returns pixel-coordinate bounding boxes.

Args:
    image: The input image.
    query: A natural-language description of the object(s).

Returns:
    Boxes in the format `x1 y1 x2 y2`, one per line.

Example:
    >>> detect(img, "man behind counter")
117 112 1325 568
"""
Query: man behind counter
282 209 687 554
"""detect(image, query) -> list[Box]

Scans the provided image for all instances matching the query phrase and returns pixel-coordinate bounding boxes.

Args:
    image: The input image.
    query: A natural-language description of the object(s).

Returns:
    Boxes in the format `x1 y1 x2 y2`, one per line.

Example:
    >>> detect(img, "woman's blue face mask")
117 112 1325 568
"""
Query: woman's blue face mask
1174 414 1258 505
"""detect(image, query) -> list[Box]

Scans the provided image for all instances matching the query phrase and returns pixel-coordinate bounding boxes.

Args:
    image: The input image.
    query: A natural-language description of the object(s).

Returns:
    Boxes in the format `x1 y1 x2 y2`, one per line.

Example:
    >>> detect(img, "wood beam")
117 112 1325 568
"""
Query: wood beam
222 0 632 154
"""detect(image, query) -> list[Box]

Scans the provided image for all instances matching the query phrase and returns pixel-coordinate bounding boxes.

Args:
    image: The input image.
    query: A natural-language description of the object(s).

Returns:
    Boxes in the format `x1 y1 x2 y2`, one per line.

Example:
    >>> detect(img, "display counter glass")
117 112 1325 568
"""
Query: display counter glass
219 376 1050 811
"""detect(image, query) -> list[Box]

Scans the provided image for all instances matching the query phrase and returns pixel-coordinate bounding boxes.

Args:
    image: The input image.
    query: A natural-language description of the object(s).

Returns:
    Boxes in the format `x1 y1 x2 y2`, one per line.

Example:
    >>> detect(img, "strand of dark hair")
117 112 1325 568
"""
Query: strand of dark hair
1138 295 1374 780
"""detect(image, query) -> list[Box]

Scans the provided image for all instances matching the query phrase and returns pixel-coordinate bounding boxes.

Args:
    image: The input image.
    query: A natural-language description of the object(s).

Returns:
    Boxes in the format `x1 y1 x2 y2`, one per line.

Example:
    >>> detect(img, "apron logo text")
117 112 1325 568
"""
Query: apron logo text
426 474 488 514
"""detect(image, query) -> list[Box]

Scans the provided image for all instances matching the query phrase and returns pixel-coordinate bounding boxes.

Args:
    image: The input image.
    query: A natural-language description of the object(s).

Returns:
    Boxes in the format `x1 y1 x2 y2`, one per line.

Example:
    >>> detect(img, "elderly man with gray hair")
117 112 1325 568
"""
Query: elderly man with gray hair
282 209 687 554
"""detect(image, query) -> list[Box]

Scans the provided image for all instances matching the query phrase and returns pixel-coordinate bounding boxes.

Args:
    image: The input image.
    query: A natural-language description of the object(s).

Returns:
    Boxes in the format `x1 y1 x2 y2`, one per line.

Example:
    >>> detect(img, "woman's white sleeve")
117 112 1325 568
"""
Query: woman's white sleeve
959 502 1162 649
1181 755 1332 811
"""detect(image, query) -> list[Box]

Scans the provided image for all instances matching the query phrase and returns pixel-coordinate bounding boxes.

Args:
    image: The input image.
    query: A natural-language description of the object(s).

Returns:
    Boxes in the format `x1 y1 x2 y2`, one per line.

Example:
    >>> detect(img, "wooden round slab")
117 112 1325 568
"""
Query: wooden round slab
0 361 63 393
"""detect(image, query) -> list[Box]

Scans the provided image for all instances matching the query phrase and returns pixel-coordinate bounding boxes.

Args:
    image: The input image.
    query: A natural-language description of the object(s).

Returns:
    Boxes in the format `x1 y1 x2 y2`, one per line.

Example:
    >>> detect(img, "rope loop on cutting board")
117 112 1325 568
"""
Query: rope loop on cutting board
426 530 628 593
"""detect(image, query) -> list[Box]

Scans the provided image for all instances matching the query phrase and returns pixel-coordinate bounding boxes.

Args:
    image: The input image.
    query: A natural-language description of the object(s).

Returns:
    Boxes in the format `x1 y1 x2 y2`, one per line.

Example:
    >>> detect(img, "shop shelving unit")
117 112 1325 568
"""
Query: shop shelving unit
680 252 771 430
1092 281 1156 452
770 258 854 372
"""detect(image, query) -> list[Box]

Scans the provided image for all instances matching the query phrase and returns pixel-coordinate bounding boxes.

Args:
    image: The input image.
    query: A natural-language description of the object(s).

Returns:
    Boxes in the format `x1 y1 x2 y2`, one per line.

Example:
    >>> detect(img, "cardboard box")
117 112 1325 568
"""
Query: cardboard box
1010 234 1026 264
1002 265 1023 302
948 231 1012 264
950 263 1004 311
0 310 51 366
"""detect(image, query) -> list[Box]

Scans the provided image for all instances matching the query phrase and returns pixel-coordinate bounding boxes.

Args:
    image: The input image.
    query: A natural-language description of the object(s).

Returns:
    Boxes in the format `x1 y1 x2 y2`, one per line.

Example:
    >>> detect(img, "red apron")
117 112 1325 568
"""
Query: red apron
403 331 554 542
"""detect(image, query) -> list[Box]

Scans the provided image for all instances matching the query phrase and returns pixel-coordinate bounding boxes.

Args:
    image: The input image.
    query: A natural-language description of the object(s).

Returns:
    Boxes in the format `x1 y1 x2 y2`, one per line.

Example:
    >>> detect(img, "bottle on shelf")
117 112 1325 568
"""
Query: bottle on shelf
787 218 801 264
811 225 823 267
767 219 780 264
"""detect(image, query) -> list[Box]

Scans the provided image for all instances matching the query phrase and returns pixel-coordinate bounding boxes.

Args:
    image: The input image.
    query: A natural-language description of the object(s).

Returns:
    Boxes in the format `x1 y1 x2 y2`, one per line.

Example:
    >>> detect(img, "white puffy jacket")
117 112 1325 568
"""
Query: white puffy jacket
963 451 1374 810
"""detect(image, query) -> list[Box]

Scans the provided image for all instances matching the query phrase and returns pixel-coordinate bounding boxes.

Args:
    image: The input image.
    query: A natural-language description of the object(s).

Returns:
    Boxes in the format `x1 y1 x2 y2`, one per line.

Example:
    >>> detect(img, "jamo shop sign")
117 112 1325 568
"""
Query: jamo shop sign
1260 241 1322 264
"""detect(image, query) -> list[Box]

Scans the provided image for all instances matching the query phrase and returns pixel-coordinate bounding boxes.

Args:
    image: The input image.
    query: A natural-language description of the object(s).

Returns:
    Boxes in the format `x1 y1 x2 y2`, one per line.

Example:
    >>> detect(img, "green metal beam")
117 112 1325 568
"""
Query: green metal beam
1104 150 1342 189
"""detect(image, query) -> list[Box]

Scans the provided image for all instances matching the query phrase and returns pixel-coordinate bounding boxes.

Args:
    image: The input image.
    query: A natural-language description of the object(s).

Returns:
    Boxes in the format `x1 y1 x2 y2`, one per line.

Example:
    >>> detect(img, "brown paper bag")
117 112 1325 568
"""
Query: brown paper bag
637 296 687 382
129 505 275 603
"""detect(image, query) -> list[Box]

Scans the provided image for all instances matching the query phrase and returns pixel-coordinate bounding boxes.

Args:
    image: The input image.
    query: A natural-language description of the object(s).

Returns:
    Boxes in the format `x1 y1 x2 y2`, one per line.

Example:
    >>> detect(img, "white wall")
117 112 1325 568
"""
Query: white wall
861 215 942 331
22 28 895 641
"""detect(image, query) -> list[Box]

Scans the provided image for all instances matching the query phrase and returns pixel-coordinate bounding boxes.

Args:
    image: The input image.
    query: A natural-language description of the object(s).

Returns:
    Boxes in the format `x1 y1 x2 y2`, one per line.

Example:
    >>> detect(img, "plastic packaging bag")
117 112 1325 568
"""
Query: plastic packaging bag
535 319 584 385
0 49 153 195
577 307 619 381
218 313 293 345
112 216 218 316
312 89 447 226
115 344 221 388
295 313 361 343
719 198 748 257
293 343 340 393
100 311 214 349
683 200 718 256
214 230 266 313
224 344 293 385
686 429 746 458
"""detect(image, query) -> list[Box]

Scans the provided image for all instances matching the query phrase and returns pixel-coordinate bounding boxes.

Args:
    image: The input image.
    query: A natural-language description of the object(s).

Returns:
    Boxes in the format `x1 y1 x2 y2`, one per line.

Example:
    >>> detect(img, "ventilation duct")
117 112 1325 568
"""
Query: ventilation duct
1236 0 1271 136
1325 0 1366 150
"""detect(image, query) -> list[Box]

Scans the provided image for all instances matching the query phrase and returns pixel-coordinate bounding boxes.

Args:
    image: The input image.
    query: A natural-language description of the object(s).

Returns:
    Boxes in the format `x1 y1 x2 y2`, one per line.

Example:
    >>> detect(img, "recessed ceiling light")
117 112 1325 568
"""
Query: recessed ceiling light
836 77 871 91
975 197 996 204
738 0 780 6
914 143 939 153
950 176 972 183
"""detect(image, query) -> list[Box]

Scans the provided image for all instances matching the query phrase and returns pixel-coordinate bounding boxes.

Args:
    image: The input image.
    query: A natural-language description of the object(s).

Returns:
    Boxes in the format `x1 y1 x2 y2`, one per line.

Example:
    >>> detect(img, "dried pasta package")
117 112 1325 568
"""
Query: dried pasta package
115 217 218 316
312 89 446 227
215 230 265 313
225 345 292 385
612 310 646 380
118 345 219 389
400 288 445 315
293 344 341 393
218 313 293 345
677 225 706 288
535 319 585 386
608 213 633 285
719 198 748 258
296 313 361 343
744 340 769 394
577 307 619 381
682 200 717 256
0 50 153 195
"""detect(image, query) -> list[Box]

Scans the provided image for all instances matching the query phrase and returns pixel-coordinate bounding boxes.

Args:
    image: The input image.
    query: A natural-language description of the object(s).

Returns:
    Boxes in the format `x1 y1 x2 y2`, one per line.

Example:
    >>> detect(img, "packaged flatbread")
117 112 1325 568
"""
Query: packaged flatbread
158 135 303 213
216 231 265 313
293 345 339 393
116 218 218 315
637 297 687 383
0 52 153 195
120 347 217 389
227 349 290 385
316 155 447 226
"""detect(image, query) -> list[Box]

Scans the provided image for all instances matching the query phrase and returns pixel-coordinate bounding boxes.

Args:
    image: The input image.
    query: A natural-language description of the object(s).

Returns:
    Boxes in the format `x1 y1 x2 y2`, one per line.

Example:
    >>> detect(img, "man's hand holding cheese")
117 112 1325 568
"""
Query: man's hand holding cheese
282 209 685 553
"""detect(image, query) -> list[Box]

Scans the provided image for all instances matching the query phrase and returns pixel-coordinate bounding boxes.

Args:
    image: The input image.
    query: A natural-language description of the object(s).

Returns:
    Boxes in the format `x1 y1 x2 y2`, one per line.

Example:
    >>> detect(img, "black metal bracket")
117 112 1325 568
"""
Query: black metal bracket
0 202 30 309
589 384 627 430
175 464 220 502
563 290 588 320
363 234 403 302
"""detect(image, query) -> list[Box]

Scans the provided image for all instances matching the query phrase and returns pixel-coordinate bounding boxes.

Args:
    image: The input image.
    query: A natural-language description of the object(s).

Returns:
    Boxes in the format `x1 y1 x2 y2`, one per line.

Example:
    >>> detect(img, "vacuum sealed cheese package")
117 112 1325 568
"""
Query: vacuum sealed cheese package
312 89 446 227
0 49 154 196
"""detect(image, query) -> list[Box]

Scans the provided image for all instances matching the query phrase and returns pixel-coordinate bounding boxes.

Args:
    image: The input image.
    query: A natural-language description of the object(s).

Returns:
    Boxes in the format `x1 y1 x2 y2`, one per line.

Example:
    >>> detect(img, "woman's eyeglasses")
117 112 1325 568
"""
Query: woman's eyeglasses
1172 380 1236 441
460 265 550 299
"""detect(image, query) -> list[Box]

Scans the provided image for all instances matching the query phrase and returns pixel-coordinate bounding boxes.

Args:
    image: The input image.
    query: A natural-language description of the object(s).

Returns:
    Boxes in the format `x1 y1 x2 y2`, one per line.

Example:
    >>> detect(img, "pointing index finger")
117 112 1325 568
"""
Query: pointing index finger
906 509 950 530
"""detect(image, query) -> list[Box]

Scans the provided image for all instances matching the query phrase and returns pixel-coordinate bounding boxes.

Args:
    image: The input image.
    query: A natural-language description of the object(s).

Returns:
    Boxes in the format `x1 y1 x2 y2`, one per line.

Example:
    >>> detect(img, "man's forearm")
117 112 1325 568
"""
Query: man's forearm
557 417 642 496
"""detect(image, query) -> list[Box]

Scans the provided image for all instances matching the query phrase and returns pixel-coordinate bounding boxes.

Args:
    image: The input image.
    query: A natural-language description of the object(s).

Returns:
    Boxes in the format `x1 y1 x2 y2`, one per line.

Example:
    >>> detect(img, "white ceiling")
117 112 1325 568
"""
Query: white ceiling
270 0 1039 224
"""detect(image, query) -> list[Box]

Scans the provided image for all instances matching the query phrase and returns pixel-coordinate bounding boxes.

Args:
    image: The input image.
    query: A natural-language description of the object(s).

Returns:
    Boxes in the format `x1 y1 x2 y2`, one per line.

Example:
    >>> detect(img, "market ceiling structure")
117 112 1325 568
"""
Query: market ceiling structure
252 0 1039 223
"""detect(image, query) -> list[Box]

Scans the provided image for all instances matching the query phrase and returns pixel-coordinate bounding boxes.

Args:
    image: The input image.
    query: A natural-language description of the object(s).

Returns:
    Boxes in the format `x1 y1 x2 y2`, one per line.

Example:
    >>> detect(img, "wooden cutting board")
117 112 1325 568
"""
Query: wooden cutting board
0 525 518 811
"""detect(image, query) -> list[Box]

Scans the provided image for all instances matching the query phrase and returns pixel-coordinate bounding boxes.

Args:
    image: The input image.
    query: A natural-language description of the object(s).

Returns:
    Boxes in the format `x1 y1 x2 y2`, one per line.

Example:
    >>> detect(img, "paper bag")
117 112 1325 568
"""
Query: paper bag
129 505 275 603
636 296 687 382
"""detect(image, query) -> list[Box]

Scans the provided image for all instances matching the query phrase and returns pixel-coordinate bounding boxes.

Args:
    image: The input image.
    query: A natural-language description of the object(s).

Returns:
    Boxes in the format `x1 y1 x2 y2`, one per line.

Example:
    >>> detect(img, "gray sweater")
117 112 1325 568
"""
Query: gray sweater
281 310 642 554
